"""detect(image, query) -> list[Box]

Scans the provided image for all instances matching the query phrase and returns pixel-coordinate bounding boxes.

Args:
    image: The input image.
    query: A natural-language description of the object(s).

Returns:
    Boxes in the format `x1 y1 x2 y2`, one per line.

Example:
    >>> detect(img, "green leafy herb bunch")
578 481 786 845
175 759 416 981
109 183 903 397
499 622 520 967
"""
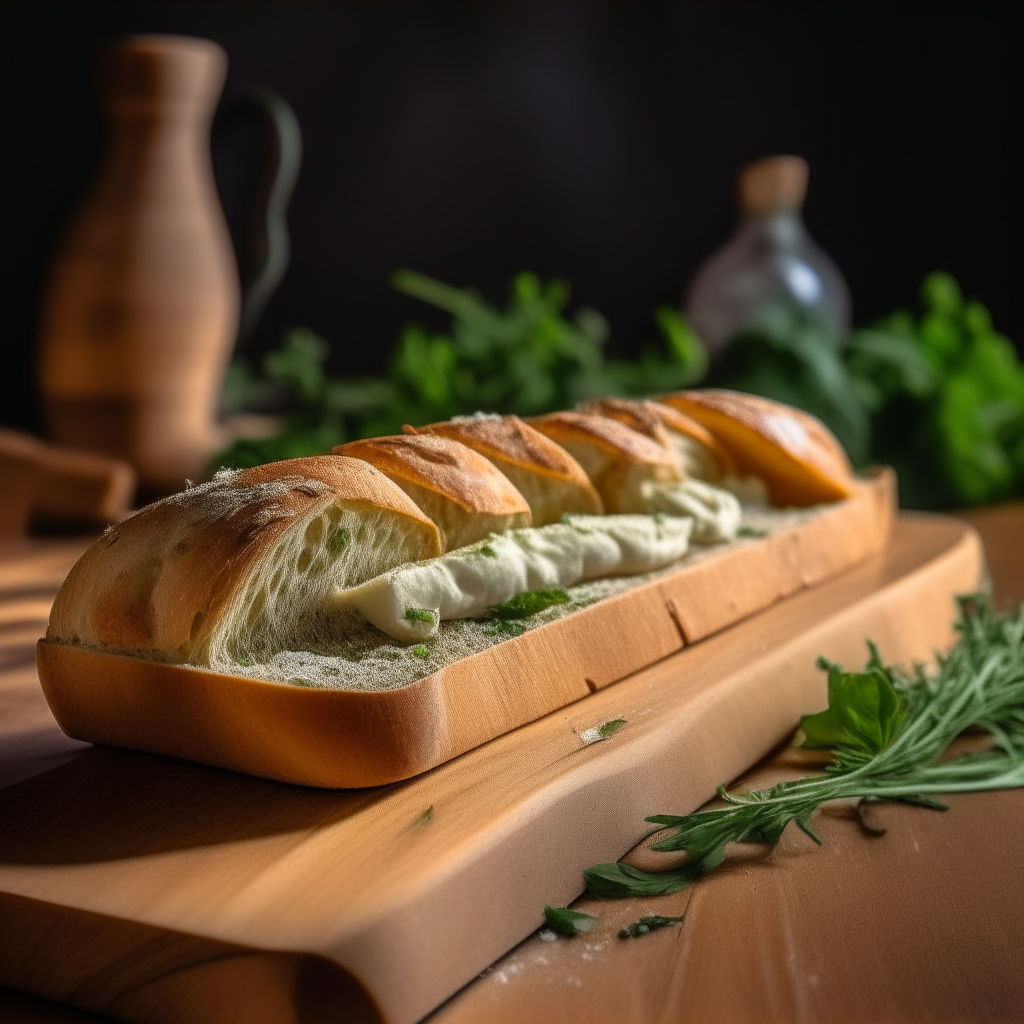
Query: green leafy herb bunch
584 595 1024 900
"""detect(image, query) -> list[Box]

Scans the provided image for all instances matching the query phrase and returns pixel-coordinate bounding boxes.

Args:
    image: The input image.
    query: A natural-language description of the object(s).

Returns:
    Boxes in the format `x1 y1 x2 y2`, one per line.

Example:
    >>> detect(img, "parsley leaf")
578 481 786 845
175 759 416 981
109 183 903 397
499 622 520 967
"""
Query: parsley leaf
799 660 906 764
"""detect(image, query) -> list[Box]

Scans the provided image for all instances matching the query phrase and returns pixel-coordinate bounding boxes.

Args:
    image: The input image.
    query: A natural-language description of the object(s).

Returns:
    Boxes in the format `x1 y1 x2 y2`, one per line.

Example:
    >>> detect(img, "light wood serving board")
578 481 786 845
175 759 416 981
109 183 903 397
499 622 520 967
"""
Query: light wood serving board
0 514 982 1024
35 471 895 788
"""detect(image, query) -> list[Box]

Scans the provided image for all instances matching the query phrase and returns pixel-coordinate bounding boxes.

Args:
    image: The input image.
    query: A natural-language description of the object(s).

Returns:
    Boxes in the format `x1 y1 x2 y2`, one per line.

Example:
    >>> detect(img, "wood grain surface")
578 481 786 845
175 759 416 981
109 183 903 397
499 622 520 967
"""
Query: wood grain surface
0 514 983 1023
36 472 895 789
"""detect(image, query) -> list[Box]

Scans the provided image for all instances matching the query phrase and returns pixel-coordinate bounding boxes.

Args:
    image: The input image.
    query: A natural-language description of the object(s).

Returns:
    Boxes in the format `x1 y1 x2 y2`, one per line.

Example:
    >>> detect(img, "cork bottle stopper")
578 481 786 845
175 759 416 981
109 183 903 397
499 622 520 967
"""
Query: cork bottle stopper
738 155 809 215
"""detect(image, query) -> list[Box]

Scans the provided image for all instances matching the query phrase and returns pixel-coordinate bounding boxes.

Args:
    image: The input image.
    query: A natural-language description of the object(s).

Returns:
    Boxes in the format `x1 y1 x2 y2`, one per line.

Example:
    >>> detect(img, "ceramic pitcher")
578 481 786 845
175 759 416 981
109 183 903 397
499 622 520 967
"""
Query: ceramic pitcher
39 35 239 496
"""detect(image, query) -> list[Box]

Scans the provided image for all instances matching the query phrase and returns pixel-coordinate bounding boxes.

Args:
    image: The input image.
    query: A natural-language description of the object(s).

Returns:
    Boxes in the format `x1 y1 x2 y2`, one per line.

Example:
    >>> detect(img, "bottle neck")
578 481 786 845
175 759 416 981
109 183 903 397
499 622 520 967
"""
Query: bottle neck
738 209 807 249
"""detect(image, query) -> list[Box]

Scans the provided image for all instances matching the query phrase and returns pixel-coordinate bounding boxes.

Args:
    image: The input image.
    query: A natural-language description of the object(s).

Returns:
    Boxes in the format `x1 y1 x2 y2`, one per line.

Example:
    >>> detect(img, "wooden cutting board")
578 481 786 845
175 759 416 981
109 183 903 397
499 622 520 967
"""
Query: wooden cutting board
0 514 982 1024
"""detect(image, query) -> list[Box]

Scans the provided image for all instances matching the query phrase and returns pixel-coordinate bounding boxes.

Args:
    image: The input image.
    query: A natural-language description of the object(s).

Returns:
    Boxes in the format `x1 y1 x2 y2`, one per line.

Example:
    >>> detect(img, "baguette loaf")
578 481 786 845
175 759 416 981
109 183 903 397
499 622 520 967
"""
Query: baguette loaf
46 456 442 668
404 414 603 525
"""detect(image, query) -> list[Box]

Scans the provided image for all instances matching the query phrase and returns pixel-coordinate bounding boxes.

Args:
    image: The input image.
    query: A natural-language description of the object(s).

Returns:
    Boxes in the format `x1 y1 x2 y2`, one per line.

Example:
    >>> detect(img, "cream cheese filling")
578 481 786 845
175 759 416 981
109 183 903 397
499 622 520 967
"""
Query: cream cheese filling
640 478 742 542
335 512 694 643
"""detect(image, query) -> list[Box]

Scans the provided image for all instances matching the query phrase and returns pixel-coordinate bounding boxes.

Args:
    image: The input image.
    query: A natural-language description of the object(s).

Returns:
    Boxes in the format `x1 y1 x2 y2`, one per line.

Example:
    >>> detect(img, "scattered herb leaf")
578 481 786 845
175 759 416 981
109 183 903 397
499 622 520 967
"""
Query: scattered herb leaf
478 544 497 558
484 620 526 638
489 588 571 620
411 645 430 660
598 718 628 738
737 525 768 538
329 527 351 553
289 677 315 688
412 805 434 828
236 656 252 667
618 915 684 939
543 906 599 937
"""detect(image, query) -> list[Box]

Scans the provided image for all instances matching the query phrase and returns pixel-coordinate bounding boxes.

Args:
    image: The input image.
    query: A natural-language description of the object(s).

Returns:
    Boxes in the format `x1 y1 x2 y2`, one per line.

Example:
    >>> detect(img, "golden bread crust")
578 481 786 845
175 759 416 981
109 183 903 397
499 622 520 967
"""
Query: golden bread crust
645 402 737 476
527 411 681 513
527 411 679 469
405 416 603 525
658 390 855 505
580 397 737 479
337 435 530 515
406 416 588 483
578 397 673 448
337 434 532 550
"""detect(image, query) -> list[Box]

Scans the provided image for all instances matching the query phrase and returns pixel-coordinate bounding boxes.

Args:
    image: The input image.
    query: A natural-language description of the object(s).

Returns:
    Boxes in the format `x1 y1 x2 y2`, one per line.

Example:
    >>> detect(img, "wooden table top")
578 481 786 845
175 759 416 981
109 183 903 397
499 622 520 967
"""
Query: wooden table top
1 504 1022 1023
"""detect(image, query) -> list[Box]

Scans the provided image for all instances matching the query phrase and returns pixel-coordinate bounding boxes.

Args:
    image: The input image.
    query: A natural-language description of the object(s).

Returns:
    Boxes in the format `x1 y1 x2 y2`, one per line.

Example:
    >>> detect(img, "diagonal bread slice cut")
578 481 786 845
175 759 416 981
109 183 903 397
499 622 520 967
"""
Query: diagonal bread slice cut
337 434 532 552
579 397 736 482
657 389 856 506
45 456 442 669
527 411 681 514
405 415 603 525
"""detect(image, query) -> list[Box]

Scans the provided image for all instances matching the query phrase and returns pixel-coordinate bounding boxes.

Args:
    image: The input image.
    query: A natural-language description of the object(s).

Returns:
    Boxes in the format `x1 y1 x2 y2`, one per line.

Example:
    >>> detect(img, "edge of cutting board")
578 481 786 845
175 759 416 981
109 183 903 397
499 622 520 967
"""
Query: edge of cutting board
0 513 983 1024
34 470 895 787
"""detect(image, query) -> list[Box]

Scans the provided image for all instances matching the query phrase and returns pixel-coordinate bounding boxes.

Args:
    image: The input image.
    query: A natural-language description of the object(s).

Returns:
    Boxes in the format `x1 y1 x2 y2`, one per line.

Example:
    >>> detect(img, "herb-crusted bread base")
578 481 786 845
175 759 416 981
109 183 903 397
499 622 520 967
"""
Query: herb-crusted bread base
194 502 821 693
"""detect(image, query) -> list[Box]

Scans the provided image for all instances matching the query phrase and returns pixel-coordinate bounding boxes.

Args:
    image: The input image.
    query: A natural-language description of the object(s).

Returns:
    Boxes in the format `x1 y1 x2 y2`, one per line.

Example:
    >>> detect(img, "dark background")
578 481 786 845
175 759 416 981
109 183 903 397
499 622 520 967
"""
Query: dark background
1 1 1019 433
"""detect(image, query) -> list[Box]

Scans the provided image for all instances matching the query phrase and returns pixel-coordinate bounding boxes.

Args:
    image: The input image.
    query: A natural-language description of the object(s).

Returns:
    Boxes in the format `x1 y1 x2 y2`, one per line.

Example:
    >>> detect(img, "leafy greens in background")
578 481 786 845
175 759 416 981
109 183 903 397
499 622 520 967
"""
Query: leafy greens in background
850 274 1024 508
711 272 1024 508
218 268 1024 510
217 270 706 470
583 596 1024 900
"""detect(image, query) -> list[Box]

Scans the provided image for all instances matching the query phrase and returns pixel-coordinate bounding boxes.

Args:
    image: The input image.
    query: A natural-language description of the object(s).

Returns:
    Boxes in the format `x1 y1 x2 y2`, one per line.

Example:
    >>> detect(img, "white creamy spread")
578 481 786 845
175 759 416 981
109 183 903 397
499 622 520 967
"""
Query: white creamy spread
640 478 742 542
335 513 694 642
722 474 771 508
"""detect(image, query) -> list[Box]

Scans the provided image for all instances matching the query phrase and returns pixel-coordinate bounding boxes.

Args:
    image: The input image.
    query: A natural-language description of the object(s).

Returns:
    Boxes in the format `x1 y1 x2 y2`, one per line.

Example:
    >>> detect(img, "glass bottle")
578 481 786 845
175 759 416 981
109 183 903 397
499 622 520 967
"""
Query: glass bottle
685 156 850 356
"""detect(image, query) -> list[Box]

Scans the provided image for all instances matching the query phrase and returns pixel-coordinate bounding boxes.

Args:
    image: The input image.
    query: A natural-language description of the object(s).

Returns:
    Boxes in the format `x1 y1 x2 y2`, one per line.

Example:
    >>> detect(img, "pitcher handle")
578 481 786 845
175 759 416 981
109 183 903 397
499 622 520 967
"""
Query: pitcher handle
215 83 303 343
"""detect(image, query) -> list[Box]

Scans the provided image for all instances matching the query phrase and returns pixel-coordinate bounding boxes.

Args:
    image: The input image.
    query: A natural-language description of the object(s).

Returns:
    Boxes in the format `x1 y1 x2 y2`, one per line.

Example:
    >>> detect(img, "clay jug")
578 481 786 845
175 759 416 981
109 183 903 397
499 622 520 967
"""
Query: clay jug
39 35 239 496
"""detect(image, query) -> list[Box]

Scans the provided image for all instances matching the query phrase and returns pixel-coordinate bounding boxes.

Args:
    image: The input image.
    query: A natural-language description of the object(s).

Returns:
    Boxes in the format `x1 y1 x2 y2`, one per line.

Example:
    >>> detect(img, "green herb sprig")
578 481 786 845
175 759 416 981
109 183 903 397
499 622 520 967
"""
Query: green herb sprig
584 596 1024 899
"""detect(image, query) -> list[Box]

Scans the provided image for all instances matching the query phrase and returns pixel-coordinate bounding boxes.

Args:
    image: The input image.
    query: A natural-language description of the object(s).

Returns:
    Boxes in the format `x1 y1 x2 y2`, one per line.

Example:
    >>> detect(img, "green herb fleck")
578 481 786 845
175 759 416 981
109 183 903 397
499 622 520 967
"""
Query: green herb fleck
618 915 684 939
543 905 598 937
329 527 351 553
738 525 768 538
484 620 526 638
289 677 315 688
412 644 430 660
478 544 497 557
236 656 252 667
598 718 627 738
489 588 571 620
583 595 1024 901
412 805 434 828
405 607 437 624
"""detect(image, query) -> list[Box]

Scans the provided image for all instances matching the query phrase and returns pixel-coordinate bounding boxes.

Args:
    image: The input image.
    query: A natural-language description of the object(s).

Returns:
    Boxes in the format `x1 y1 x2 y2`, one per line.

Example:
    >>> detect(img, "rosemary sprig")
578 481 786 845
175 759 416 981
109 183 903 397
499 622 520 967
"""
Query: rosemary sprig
585 595 1024 899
